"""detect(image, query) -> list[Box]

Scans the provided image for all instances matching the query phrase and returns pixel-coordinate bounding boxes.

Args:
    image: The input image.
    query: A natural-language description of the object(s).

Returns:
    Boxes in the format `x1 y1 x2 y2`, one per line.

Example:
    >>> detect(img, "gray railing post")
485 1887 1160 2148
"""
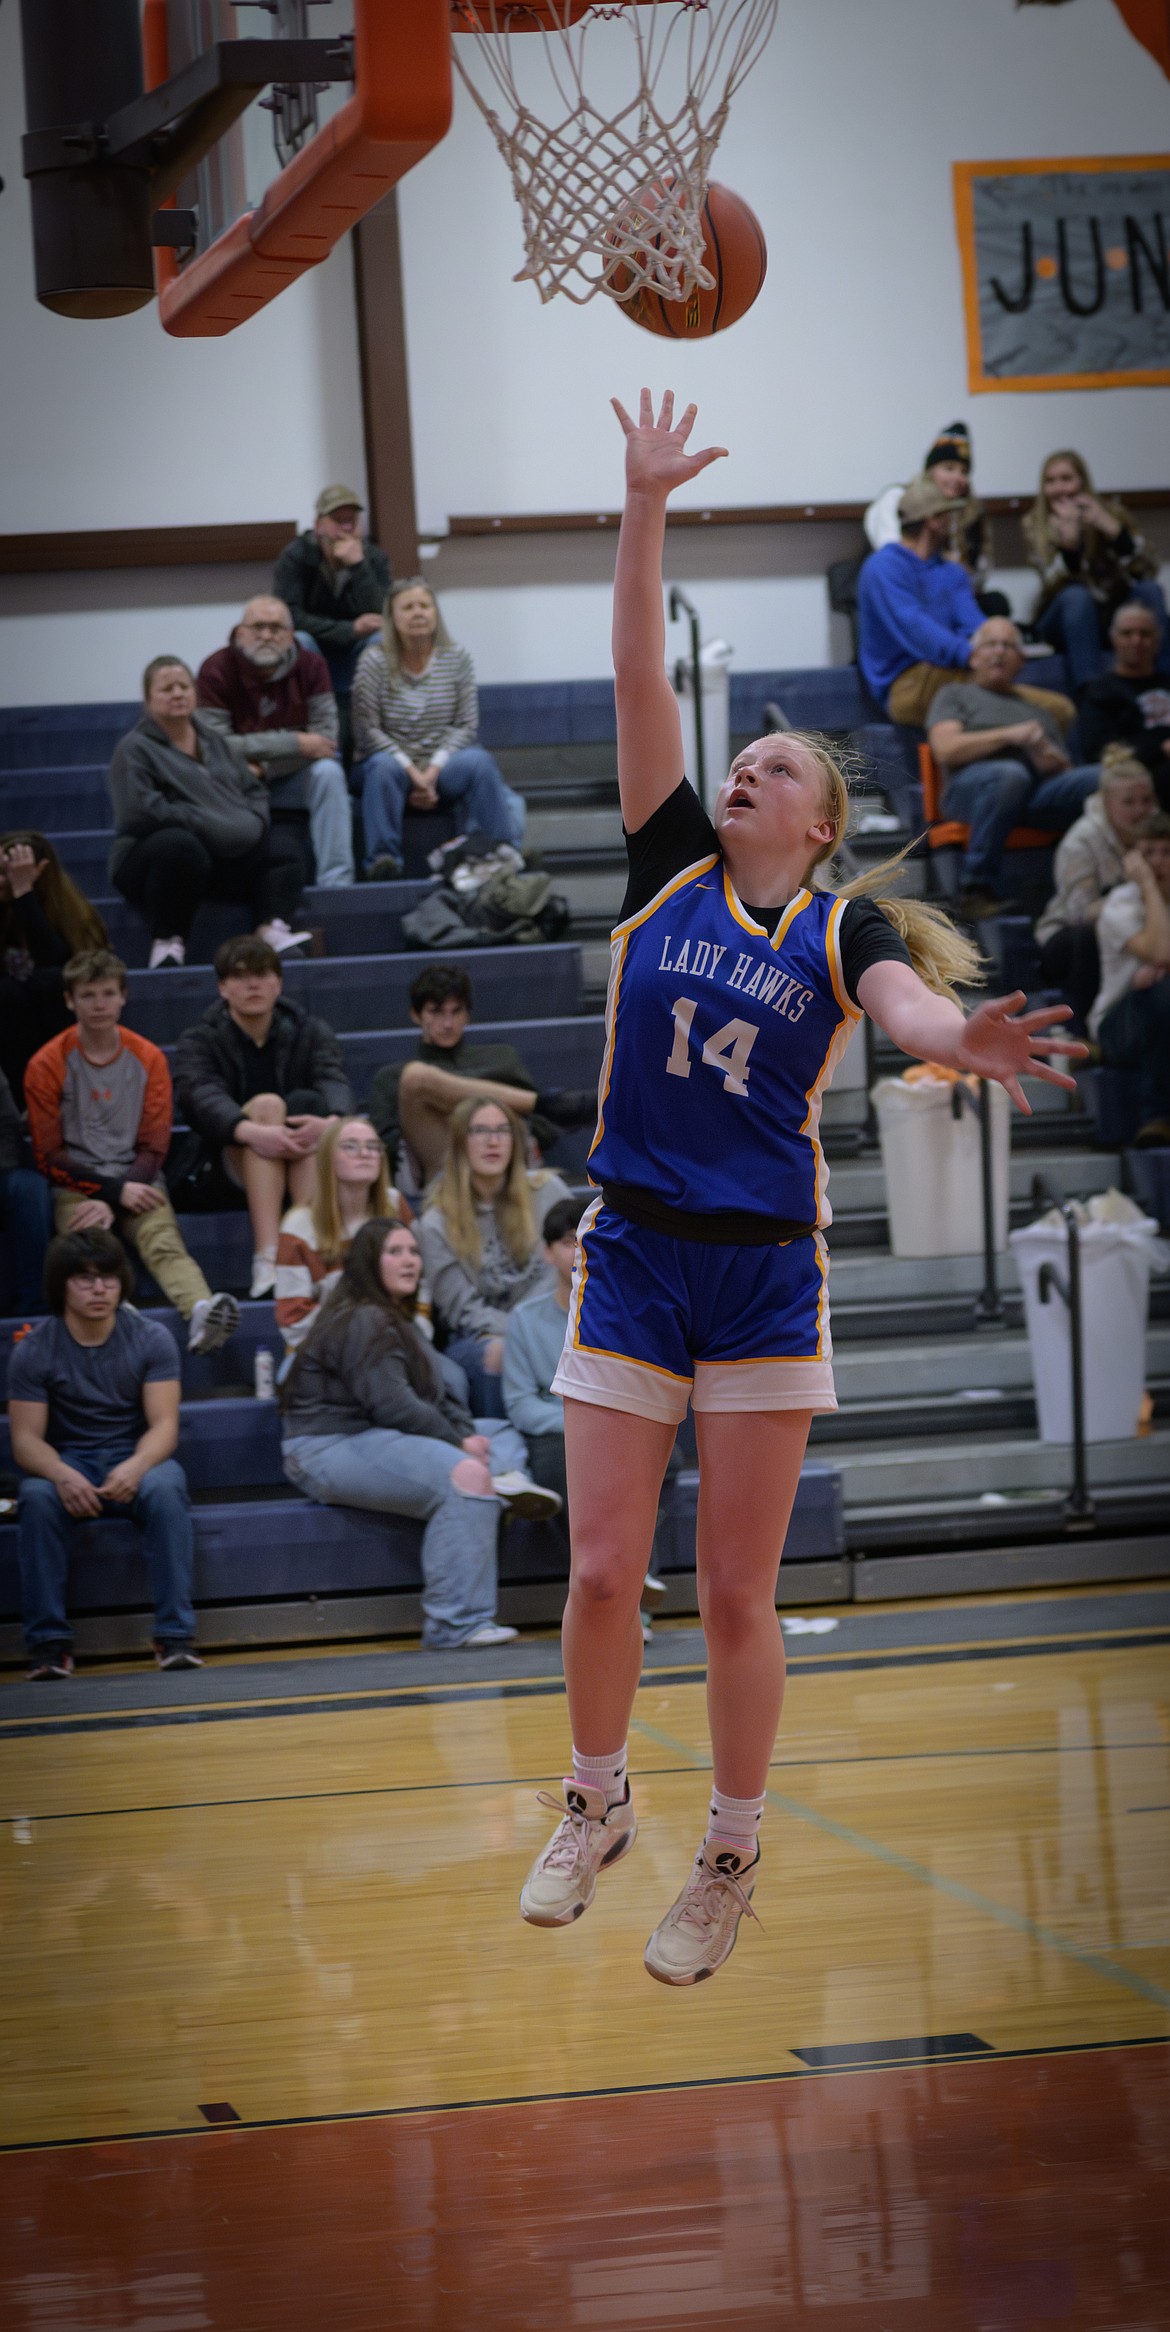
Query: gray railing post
1031 1174 1096 1529
669 585 705 809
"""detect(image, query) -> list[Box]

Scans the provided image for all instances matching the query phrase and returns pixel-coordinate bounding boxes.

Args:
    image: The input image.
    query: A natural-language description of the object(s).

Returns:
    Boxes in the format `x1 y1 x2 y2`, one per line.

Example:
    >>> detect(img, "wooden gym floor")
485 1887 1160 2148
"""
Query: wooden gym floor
1 1583 1168 2329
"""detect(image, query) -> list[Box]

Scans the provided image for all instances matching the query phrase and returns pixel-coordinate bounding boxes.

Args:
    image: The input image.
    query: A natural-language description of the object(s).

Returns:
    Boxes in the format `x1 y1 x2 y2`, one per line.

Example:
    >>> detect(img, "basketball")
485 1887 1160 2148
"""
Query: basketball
610 180 767 337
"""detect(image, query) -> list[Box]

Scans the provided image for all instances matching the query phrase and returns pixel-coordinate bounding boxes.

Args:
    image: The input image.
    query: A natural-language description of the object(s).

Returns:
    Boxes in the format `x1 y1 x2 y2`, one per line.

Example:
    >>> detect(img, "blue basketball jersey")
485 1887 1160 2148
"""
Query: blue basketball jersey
588 855 861 1228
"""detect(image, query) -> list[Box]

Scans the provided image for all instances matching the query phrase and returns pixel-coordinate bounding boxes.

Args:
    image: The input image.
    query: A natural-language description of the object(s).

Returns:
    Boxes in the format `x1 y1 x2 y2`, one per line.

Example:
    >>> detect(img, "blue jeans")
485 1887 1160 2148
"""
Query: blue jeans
282 1415 529 1648
1099 980 1170 1126
355 746 526 871
941 758 1100 893
269 756 354 886
0 1166 54 1313
1035 580 1170 692
445 1334 507 1419
18 1448 195 1652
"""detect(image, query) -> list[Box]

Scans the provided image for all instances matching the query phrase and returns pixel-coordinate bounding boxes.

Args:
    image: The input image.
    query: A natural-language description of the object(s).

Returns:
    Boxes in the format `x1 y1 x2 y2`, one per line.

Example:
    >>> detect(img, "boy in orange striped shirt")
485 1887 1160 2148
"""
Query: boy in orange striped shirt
24 949 239 1352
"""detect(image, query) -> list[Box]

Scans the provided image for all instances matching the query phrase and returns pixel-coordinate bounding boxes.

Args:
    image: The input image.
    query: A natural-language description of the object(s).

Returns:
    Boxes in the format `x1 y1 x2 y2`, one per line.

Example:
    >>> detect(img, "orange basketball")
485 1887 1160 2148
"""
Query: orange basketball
611 181 767 337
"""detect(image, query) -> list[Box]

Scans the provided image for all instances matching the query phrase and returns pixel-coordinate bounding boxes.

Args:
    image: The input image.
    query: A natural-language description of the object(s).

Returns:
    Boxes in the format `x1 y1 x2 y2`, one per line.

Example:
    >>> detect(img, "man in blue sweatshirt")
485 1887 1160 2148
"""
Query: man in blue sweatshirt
858 479 983 725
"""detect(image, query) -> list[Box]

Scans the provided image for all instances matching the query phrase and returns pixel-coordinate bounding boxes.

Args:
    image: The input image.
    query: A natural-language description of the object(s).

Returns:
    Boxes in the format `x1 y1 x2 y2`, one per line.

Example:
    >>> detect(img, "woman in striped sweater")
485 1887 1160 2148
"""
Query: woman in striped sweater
351 579 525 878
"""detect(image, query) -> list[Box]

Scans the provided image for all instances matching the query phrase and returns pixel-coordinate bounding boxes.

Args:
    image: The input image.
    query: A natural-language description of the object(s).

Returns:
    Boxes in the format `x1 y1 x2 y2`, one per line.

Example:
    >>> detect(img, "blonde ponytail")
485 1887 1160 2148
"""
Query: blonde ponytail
785 730 987 1003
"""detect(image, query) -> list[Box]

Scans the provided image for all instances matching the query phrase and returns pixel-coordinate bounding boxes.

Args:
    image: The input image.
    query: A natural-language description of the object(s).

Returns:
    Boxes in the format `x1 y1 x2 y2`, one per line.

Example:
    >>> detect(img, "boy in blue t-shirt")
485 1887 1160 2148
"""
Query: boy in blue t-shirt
7 1227 198 1679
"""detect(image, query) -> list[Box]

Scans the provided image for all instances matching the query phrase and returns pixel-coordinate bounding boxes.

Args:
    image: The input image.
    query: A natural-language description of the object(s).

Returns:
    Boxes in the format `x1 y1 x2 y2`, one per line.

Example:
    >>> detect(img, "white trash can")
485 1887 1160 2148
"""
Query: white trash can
872 1075 1009 1258
1009 1212 1160 1443
673 636 734 818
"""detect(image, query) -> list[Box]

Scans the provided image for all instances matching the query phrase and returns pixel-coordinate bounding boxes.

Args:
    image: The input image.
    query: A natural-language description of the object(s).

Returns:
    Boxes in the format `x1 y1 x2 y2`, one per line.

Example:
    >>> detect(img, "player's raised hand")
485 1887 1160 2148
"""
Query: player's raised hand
612 388 727 499
954 992 1086 1115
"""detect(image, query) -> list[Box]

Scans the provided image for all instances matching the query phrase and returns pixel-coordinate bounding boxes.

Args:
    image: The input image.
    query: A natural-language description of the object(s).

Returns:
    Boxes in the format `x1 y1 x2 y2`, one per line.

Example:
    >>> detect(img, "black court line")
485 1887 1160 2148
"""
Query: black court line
2 1627 1169 1743
5 1736 1164 1828
2 2033 1165 2159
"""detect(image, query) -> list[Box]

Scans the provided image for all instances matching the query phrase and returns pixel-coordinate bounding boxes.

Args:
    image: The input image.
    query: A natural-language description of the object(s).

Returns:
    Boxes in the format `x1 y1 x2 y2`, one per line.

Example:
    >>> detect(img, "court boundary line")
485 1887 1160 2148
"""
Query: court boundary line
2 1626 1169 1742
1 2033 1164 2159
5 1733 1166 1828
630 1714 1170 2011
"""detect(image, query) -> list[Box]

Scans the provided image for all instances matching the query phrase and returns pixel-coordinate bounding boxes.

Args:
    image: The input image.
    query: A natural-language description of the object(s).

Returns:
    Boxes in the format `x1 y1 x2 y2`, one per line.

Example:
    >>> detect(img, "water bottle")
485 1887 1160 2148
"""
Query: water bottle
253 1348 276 1401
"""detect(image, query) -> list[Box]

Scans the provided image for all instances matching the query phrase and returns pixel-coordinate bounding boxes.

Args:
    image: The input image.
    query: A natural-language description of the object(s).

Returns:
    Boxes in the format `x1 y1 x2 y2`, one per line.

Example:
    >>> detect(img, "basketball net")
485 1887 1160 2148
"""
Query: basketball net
450 1 778 307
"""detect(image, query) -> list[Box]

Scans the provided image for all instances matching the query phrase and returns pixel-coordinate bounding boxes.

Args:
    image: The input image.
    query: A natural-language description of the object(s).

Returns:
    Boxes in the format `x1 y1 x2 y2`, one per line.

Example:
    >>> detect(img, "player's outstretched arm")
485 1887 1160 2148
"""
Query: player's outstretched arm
856 960 1086 1116
611 389 727 834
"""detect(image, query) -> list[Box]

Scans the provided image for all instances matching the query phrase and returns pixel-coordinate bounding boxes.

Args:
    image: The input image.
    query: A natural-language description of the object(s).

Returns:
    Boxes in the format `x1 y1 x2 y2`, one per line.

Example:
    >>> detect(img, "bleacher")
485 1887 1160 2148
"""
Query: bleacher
1 672 1166 1662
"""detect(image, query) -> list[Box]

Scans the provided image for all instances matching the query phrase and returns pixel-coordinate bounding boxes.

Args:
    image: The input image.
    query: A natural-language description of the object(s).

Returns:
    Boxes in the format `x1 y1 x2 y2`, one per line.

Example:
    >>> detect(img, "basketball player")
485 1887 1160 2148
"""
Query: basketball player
520 392 1082 1985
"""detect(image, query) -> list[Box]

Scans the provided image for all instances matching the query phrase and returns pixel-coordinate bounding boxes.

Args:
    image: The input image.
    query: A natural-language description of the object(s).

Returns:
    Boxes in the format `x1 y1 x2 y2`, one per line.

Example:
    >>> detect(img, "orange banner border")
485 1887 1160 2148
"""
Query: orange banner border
952 153 1170 394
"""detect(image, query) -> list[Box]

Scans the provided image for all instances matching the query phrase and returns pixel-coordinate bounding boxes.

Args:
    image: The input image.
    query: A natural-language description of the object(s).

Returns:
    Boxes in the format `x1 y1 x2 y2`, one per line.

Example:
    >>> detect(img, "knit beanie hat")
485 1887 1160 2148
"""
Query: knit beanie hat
924 421 971 473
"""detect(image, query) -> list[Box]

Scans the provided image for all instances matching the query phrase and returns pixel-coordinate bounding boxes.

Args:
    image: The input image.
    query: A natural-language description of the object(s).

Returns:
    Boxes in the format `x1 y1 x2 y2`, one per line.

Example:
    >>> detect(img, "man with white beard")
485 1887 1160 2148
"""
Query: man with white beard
197 598 355 886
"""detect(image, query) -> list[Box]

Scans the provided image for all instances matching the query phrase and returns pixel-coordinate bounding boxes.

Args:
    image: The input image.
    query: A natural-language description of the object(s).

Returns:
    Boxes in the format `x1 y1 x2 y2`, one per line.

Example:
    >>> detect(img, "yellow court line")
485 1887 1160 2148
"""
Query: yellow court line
2 1624 1168 1731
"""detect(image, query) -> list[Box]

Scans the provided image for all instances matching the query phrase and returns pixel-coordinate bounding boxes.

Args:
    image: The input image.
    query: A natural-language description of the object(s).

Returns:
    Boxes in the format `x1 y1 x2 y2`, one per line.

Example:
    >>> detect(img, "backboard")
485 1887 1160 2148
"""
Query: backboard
144 0 452 335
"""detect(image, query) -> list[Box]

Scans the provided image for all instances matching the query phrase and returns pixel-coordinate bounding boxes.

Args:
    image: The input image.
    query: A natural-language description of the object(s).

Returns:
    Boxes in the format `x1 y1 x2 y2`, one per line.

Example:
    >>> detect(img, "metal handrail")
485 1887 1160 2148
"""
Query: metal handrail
950 1078 1004 1323
669 585 704 808
1031 1173 1096 1529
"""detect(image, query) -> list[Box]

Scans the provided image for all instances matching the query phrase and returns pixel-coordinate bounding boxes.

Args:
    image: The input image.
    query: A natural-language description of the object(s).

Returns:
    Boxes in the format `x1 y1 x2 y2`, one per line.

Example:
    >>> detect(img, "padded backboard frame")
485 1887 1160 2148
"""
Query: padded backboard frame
143 0 452 337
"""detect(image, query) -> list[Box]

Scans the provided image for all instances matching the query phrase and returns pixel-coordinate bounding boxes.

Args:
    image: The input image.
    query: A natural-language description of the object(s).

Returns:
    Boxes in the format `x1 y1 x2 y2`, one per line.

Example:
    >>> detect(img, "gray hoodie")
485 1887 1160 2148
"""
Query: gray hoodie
1035 790 1129 947
106 712 270 882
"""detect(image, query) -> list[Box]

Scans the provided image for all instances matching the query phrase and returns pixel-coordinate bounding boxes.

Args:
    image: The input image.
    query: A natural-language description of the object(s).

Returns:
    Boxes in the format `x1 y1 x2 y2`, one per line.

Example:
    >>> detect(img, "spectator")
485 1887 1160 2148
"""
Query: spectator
8 1226 198 1679
197 598 354 888
503 1196 671 1630
856 481 982 725
275 1114 420 1361
0 1066 53 1316
864 420 1009 617
926 617 1098 920
368 962 594 1187
1078 602 1170 803
107 655 310 969
417 1096 571 1418
1024 451 1168 694
280 1218 559 1650
174 934 353 1299
273 486 390 759
24 948 239 1353
0 831 107 1103
1090 813 1170 1147
352 578 525 879
1035 749 1157 1030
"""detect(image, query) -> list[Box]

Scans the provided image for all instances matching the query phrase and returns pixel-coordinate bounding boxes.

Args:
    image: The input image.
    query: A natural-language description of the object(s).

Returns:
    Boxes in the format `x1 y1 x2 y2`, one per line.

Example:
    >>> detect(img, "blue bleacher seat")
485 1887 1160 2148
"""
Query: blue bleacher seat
1093 1066 1142 1148
658 1463 845 1569
122 942 584 1048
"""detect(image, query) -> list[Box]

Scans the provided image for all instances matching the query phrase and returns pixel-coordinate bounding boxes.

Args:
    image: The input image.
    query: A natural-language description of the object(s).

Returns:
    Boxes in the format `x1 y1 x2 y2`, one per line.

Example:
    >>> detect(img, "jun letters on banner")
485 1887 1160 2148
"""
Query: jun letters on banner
953 155 1170 392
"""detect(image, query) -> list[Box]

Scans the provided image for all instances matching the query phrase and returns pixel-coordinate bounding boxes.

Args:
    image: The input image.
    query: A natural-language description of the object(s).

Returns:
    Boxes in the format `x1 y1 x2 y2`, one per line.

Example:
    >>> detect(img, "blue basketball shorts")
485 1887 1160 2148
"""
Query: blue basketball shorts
551 1197 837 1424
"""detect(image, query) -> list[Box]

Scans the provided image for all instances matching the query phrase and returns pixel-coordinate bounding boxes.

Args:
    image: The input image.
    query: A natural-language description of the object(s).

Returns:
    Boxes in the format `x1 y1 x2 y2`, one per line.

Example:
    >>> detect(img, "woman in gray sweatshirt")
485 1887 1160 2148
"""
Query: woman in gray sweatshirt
281 1218 558 1648
106 655 308 967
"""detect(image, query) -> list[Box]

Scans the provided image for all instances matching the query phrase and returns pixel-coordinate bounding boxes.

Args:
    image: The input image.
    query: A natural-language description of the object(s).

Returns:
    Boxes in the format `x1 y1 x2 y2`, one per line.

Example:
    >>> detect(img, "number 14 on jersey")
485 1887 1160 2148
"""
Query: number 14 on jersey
666 996 758 1097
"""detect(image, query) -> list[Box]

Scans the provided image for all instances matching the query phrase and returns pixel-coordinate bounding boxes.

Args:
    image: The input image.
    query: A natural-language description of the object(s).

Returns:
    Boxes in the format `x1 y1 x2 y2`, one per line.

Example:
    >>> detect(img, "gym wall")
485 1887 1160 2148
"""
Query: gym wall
0 0 1167 704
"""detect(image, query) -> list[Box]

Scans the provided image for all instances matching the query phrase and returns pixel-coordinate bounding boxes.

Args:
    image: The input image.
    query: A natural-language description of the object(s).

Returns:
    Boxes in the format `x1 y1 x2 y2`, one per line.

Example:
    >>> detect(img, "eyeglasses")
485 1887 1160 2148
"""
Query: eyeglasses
467 1124 510 1141
336 1140 382 1156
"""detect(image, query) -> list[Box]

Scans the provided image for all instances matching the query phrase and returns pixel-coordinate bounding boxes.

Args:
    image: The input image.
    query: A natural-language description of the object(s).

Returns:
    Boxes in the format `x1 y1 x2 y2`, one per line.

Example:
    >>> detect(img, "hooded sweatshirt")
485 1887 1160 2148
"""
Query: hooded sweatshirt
197 640 339 780
1035 790 1131 947
106 712 270 882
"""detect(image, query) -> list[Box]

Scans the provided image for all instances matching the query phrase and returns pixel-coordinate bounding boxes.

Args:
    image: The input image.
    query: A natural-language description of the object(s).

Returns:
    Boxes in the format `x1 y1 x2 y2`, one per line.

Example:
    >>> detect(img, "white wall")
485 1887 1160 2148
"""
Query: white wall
1 0 1168 701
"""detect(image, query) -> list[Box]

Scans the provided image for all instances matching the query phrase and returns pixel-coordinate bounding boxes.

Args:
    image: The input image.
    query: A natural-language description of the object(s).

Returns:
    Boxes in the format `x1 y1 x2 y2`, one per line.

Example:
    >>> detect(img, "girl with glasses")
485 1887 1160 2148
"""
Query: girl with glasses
417 1097 572 1418
275 1116 427 1363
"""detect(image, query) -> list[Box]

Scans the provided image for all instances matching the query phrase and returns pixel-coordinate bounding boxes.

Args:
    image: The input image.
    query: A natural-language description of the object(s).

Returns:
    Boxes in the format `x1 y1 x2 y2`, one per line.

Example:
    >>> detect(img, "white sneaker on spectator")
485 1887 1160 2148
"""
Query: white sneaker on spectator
187 1292 240 1353
490 1470 563 1519
257 919 312 959
250 1251 277 1299
149 936 185 968
460 1623 519 1648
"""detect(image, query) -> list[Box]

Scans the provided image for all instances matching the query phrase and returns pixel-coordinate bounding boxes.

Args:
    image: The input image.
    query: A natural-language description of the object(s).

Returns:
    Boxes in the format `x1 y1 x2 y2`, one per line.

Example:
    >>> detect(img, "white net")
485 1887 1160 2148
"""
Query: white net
450 2 778 307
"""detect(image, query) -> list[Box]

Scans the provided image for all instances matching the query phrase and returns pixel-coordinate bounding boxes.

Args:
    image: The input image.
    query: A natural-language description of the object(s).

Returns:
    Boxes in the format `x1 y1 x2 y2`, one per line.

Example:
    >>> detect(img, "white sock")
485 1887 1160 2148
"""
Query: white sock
705 1786 764 1865
571 1744 628 1808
